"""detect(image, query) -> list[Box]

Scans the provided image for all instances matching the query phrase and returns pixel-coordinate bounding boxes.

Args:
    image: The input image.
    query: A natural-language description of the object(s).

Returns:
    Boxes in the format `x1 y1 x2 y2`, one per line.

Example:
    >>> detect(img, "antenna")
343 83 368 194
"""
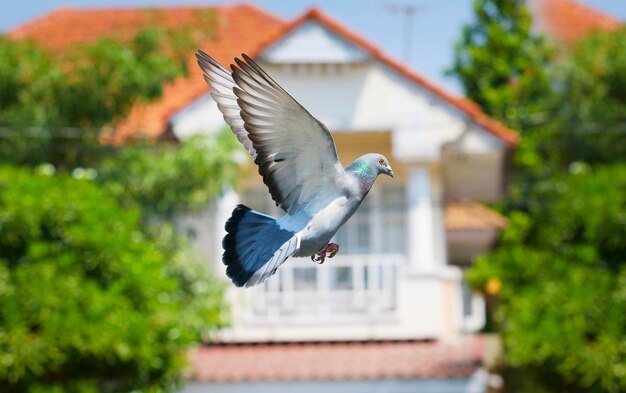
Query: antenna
384 3 427 64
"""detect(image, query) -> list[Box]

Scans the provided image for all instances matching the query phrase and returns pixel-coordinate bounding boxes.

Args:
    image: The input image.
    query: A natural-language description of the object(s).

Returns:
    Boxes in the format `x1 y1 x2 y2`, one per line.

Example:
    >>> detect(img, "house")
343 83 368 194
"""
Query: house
529 0 622 45
179 7 515 344
9 3 518 388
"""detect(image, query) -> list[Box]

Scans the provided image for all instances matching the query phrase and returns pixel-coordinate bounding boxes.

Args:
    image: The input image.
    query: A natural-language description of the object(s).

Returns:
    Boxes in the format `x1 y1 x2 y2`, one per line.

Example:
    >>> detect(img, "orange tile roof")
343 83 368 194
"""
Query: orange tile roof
8 4 287 143
189 337 484 381
445 202 507 231
8 4 518 146
532 0 621 44
259 8 518 146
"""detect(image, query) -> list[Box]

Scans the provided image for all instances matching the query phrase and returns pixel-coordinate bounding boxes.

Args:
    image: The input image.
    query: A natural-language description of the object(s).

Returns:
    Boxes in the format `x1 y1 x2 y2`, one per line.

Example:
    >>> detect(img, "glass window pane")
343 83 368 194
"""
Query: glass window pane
334 216 369 255
381 185 405 213
357 221 371 253
380 185 406 254
381 215 405 253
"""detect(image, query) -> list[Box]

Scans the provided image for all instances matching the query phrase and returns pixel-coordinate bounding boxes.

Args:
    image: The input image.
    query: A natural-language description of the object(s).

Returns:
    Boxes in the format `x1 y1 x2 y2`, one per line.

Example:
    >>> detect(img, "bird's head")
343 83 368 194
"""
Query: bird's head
376 154 394 178
352 153 394 179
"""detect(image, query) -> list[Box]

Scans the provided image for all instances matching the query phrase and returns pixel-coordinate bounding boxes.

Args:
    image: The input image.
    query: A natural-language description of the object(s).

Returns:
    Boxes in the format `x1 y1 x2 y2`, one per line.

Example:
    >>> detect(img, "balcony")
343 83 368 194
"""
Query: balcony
242 254 405 325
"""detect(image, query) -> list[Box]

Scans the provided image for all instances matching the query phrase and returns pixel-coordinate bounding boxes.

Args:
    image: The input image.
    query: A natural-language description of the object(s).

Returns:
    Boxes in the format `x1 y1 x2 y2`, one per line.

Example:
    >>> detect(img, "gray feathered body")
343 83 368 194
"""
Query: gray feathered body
286 172 364 257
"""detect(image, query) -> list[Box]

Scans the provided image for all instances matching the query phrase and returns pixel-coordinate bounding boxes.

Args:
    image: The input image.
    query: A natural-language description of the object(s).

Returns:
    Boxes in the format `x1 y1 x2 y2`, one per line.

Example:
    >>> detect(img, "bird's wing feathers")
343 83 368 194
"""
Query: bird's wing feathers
196 51 256 158
196 51 345 214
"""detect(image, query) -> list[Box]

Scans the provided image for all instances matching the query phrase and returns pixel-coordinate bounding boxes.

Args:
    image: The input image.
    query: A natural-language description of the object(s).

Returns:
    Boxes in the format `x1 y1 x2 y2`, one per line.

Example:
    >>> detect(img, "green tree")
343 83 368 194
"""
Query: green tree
448 0 553 131
0 27 194 170
97 132 240 218
468 165 626 392
0 26 239 214
0 8 219 170
0 26 198 129
0 166 227 393
0 21 236 393
548 27 626 169
451 6 626 392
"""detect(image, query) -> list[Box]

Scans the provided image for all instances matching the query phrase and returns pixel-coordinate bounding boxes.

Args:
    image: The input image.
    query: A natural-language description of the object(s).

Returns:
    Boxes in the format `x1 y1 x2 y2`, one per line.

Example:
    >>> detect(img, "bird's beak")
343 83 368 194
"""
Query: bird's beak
386 166 394 178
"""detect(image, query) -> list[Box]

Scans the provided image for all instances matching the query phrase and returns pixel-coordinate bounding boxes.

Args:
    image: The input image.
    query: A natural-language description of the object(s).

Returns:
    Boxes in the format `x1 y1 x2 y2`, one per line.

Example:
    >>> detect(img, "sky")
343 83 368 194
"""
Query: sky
2 0 625 94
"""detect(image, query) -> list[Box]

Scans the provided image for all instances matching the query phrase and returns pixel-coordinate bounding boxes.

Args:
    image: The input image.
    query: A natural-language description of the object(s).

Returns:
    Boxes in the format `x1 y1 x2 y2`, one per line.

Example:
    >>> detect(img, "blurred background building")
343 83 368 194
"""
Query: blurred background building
6 0 622 391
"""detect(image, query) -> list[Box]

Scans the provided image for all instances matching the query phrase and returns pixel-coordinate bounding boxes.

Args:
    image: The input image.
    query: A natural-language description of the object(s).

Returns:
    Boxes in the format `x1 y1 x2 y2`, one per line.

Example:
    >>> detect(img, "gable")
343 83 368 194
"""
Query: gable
261 21 368 64
253 8 517 147
170 7 516 158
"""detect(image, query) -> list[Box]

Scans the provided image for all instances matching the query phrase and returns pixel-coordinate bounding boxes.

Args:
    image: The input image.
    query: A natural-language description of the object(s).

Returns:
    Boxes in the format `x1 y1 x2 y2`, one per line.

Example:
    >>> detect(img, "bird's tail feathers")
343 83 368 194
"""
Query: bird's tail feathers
222 204 298 287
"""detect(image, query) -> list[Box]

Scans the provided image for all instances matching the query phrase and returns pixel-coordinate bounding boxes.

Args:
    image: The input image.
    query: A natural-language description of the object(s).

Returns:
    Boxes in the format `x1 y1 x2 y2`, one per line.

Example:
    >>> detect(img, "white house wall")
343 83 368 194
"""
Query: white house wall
258 60 470 142
258 62 369 130
442 149 506 201
172 59 492 148
170 93 227 138
261 21 368 64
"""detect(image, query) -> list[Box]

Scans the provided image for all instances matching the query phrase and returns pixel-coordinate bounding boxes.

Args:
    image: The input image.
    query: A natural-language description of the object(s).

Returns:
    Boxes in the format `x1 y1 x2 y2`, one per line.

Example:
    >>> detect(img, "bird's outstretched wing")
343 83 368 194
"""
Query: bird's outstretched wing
196 51 256 158
196 51 345 214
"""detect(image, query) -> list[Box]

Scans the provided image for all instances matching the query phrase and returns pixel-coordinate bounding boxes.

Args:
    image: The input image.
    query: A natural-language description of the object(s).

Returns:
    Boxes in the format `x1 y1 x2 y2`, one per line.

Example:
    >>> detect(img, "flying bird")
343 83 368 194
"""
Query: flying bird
196 50 394 287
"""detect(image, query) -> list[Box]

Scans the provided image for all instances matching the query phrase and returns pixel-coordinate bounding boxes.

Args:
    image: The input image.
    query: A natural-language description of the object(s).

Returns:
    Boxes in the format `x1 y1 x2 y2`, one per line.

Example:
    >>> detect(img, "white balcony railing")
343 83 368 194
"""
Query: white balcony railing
243 254 405 324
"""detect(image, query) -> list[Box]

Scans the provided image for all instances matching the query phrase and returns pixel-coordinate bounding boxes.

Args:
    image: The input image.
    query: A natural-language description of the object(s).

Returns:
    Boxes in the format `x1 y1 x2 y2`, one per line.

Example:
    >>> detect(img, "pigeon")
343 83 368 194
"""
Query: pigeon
196 50 394 287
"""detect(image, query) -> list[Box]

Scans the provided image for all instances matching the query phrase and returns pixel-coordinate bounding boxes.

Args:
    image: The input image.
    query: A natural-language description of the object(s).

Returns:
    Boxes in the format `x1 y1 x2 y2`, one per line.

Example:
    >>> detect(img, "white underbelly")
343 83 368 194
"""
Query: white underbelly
293 196 358 257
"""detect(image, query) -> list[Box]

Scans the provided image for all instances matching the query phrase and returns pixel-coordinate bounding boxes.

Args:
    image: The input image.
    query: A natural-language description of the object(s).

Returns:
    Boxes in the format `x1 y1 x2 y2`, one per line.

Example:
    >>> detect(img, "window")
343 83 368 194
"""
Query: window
242 185 406 257
241 184 405 319
333 195 371 254
379 185 406 254
334 184 406 255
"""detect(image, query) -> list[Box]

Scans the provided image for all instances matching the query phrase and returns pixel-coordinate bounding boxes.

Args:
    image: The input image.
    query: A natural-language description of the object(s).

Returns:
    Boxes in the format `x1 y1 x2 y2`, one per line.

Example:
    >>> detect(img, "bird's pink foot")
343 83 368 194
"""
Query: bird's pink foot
326 243 339 258
311 243 340 264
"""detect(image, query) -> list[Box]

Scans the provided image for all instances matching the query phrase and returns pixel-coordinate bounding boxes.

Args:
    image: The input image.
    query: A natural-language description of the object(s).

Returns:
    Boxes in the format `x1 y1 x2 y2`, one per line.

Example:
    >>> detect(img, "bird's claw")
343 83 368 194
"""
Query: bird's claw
311 254 325 264
311 243 340 264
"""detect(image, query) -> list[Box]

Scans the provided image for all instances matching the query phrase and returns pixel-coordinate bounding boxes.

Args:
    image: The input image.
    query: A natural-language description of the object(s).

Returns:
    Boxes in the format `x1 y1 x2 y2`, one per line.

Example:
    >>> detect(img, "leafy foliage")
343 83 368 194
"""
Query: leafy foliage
449 1 626 391
547 27 626 168
451 5 626 391
0 8 221 172
0 20 235 393
97 131 241 218
0 167 227 393
468 166 626 392
448 0 553 130
0 26 199 170
501 28 626 183
0 25 202 129
0 17 238 217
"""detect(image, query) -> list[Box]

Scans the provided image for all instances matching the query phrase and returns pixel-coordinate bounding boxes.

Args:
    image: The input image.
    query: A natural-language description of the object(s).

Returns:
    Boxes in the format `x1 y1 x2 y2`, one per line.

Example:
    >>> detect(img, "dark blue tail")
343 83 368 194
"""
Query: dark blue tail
222 204 295 287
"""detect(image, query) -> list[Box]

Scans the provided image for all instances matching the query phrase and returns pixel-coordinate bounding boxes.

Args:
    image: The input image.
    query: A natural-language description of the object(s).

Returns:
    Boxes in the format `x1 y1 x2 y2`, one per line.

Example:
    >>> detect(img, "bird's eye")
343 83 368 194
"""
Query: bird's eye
378 158 385 165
